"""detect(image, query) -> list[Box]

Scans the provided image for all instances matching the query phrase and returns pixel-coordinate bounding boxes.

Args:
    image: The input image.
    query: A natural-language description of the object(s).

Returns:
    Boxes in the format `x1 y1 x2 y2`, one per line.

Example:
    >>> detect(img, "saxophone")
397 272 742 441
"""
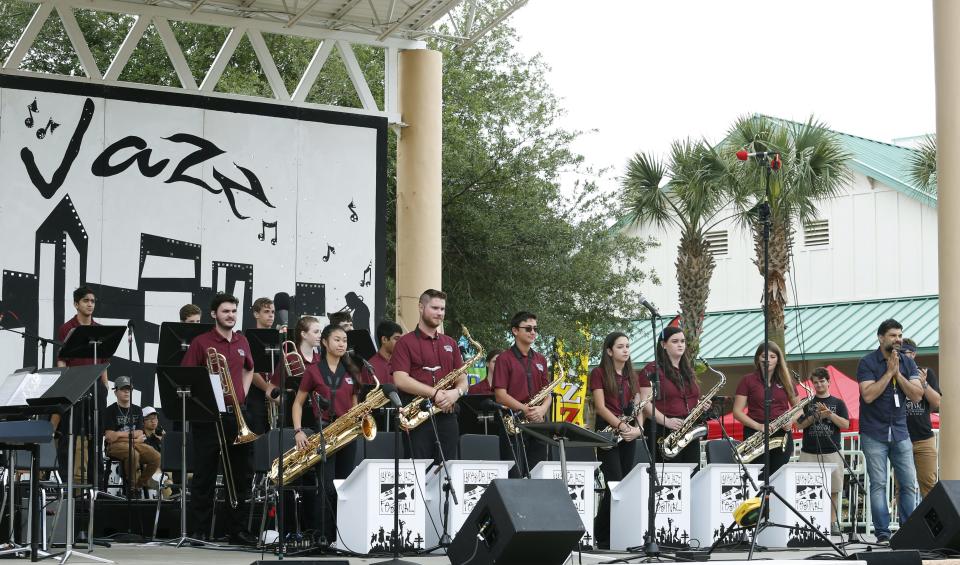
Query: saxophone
659 358 726 458
503 371 568 436
598 392 653 450
268 375 390 484
397 326 484 431
735 382 814 463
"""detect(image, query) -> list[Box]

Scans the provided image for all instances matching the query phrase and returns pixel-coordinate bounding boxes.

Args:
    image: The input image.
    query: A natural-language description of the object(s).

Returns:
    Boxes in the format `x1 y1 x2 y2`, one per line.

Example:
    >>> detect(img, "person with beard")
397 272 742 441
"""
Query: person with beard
391 289 466 461
857 318 923 542
180 293 269 545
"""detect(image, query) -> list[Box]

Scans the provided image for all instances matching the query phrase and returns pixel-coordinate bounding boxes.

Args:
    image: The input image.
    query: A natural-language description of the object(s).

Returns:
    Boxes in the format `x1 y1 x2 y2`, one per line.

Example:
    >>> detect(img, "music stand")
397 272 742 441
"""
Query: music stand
57 326 125 545
458 394 496 435
346 329 376 360
245 329 283 375
34 364 114 565
520 422 612 487
155 365 221 548
157 323 213 367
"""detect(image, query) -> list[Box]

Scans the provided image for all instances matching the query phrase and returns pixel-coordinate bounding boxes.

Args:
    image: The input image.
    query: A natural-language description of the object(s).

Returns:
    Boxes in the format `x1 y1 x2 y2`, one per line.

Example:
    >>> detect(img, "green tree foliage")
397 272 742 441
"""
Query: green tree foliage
0 2 653 352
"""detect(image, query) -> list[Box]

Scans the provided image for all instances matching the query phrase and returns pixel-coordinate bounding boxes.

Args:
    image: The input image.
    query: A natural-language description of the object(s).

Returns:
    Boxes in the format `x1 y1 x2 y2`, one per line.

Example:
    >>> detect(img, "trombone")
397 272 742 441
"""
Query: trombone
268 341 305 428
206 347 259 508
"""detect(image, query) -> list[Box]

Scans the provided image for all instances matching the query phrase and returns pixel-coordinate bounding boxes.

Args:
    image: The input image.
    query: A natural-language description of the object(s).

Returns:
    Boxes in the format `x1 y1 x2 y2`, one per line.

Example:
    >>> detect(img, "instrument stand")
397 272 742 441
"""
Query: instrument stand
818 435 883 548
371 410 418 565
421 408 458 553
495 409 524 478
707 414 764 553
155 365 220 548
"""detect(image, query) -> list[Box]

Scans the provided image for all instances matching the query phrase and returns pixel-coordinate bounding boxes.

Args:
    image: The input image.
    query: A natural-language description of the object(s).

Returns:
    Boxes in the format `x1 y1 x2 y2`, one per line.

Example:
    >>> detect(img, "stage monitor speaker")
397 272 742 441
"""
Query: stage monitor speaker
851 550 921 565
447 478 584 565
891 480 960 551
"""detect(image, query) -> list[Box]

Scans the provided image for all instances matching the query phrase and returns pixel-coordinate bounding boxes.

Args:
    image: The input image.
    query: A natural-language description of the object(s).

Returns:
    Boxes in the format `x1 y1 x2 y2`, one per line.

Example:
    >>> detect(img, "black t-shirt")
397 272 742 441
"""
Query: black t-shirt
144 433 162 452
906 367 941 441
101 403 144 438
800 395 848 454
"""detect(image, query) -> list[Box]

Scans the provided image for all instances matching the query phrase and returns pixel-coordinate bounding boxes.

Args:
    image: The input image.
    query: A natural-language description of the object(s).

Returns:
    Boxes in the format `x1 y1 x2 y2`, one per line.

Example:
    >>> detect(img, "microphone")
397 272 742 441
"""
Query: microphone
381 384 402 408
313 394 330 410
274 292 291 328
638 294 659 317
481 398 509 412
736 149 779 160
127 320 134 343
269 387 281 399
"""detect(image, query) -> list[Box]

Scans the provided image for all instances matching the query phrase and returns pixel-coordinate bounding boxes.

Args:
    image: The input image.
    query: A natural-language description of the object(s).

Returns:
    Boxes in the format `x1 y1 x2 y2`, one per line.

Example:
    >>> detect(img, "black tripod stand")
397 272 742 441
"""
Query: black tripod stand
740 151 844 559
420 404 458 553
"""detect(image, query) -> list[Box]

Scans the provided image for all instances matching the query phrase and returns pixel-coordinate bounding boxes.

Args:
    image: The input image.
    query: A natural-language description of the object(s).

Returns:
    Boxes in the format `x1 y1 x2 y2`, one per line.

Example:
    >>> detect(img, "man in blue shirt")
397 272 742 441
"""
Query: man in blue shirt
857 318 924 542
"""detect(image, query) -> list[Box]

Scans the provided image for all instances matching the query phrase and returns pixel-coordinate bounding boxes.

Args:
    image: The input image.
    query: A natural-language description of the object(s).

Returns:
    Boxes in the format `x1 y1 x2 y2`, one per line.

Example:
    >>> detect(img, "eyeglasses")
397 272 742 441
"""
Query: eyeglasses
517 325 538 333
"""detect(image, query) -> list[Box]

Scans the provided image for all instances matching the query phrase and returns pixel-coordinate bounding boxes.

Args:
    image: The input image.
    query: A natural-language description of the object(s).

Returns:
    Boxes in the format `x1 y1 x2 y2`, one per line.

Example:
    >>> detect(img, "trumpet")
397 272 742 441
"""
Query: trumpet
206 347 258 508
268 341 305 428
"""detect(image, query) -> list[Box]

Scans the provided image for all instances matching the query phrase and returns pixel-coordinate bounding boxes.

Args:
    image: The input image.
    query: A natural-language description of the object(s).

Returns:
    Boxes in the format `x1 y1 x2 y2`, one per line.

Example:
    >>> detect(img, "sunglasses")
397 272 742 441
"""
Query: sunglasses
516 325 539 333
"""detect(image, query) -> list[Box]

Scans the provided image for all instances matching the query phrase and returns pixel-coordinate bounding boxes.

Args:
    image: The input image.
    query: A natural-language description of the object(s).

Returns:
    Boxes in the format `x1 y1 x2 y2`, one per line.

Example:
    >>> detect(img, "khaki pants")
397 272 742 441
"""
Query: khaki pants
107 440 161 488
913 436 938 498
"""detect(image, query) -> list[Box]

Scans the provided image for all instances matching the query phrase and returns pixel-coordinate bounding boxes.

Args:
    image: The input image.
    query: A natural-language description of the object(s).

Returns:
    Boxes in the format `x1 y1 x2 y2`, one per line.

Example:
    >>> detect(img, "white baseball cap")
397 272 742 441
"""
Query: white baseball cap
142 407 157 418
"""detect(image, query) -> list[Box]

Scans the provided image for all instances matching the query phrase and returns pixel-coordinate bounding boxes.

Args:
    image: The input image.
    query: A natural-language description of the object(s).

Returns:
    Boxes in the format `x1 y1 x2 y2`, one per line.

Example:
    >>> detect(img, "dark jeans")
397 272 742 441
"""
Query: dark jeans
245 387 268 434
190 416 252 537
408 412 460 462
743 427 794 480
594 437 638 545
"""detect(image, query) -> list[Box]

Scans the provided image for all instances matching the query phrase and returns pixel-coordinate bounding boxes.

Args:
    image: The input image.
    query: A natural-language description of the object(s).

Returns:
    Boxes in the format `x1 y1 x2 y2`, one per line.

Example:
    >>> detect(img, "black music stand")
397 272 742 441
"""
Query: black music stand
458 394 496 435
34 364 113 565
157 323 213 367
58 326 125 546
346 329 376 360
520 422 612 487
245 329 283 375
156 365 220 548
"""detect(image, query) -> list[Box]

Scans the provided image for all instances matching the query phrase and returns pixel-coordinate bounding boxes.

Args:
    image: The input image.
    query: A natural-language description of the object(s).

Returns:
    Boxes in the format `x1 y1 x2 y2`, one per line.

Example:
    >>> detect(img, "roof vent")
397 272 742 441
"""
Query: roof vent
804 220 829 247
705 230 728 256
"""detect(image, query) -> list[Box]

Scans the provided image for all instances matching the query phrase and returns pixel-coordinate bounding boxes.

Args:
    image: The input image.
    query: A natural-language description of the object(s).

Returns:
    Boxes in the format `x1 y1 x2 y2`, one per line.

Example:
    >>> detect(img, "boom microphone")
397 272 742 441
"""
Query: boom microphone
274 292 291 327
638 293 660 317
270 387 281 399
481 398 509 412
380 383 402 408
736 149 779 160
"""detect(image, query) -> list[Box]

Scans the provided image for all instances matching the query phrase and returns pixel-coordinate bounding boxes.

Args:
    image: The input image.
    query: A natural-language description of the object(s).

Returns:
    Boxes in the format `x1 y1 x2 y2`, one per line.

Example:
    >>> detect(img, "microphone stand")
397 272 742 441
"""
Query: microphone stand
372 405 418 565
0 324 61 368
495 408 524 478
642 304 662 557
422 400 458 551
112 323 146 543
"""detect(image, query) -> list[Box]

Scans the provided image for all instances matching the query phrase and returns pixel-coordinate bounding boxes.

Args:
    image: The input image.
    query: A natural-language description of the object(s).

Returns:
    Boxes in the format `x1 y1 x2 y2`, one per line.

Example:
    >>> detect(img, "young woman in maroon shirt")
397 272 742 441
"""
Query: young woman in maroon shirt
732 341 798 477
290 320 360 544
640 326 707 466
590 331 651 548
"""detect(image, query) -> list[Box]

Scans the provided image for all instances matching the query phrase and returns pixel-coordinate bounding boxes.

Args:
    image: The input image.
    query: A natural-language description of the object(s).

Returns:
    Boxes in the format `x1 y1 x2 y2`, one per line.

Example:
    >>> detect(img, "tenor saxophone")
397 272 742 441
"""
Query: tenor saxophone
659 358 726 458
397 326 484 431
503 371 568 436
269 375 390 484
735 383 814 463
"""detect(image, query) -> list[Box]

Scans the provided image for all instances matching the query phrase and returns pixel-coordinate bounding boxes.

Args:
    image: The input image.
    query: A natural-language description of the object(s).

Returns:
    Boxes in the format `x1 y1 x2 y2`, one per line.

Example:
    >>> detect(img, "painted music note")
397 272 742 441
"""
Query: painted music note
25 99 38 128
36 118 60 139
258 220 278 245
322 244 335 262
360 261 372 287
348 199 359 223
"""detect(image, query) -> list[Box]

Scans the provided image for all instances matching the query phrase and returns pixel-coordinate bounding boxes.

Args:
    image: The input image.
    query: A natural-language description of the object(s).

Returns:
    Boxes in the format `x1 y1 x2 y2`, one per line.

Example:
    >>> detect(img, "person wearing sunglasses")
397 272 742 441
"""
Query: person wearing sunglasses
492 312 551 477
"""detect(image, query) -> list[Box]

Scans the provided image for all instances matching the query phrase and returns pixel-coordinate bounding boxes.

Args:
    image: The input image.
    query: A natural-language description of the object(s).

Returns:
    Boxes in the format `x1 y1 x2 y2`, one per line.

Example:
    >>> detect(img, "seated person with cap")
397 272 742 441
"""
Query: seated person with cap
141 406 164 452
102 377 161 492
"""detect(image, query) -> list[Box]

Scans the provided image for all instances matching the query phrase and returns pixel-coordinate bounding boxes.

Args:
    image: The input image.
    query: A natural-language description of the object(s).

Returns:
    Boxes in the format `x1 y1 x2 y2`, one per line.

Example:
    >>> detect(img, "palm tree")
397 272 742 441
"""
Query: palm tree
908 134 937 195
723 115 851 350
622 139 733 360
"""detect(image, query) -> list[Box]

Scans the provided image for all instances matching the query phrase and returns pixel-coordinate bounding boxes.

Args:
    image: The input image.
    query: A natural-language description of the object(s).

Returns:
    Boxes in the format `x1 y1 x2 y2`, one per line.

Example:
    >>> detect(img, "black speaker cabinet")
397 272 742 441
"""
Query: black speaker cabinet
851 550 921 565
448 479 585 565
891 480 960 550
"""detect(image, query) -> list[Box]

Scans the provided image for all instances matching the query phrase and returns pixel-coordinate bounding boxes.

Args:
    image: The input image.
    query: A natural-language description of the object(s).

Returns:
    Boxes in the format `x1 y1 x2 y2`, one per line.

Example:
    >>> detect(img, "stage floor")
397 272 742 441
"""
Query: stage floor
21 541 957 565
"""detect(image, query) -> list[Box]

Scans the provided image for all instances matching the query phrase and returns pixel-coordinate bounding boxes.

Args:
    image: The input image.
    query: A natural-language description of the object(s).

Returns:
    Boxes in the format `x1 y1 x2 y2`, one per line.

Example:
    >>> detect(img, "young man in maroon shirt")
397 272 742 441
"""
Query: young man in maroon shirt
493 311 551 476
245 297 279 433
363 320 402 384
392 289 466 461
180 293 275 545
54 286 110 482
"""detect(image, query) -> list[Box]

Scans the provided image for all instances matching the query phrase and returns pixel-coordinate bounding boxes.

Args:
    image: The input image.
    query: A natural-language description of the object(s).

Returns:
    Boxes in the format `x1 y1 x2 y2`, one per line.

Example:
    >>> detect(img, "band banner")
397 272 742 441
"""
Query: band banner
551 325 590 426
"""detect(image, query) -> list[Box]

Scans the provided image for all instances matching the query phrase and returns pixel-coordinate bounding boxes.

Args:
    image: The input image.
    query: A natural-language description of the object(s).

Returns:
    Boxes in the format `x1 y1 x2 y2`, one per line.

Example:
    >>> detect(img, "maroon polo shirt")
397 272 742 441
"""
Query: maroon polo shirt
589 366 651 418
492 345 550 404
57 316 100 366
639 362 702 418
735 370 792 420
301 357 357 421
181 328 254 405
390 328 464 388
362 351 393 385
296 357 331 421
468 377 492 395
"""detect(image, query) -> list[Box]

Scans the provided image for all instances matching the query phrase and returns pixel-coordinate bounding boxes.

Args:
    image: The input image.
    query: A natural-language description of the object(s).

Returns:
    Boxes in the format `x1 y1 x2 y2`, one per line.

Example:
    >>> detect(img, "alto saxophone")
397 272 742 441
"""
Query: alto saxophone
503 371 568 436
398 326 484 431
659 358 726 458
735 382 814 463
598 392 653 450
269 375 389 484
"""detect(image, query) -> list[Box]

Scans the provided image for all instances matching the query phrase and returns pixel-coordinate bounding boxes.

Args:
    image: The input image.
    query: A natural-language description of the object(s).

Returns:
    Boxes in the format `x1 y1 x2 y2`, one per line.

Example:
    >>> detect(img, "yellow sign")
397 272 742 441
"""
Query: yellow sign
551 325 590 426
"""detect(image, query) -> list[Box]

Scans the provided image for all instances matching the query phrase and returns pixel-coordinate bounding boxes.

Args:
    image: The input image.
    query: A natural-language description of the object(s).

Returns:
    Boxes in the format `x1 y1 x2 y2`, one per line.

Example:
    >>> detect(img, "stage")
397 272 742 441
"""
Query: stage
20 541 955 565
